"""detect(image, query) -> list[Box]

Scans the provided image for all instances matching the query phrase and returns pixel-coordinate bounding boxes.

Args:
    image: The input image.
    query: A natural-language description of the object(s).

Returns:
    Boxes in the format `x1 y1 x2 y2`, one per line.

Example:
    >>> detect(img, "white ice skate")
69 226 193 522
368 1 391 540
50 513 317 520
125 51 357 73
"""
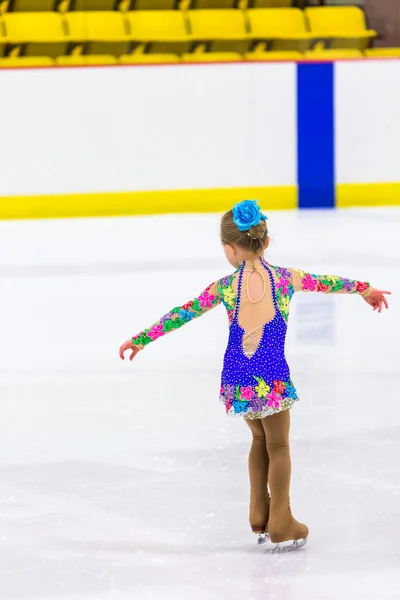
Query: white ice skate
270 537 307 554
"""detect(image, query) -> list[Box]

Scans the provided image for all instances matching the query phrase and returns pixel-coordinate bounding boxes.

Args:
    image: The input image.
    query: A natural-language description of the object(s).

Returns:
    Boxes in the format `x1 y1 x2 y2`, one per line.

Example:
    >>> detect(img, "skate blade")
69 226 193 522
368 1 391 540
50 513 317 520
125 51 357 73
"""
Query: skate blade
271 538 307 554
256 533 269 545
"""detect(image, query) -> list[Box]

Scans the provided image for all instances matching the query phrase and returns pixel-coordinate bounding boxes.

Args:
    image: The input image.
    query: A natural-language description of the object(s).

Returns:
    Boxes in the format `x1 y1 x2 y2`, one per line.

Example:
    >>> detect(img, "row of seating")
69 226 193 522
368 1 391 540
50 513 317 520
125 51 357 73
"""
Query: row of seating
0 47 397 67
0 8 376 57
0 0 297 11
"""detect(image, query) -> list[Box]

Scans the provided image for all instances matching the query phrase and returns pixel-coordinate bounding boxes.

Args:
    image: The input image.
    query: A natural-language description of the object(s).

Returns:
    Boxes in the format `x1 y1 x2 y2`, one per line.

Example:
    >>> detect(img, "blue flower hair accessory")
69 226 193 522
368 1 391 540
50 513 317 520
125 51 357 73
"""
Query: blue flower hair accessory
232 200 267 232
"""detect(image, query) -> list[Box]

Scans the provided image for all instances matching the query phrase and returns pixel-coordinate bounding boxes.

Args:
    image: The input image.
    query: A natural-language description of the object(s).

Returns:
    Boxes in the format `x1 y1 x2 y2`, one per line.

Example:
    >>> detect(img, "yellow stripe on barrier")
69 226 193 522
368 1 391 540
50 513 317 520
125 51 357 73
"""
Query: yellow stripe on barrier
0 186 297 220
337 183 400 207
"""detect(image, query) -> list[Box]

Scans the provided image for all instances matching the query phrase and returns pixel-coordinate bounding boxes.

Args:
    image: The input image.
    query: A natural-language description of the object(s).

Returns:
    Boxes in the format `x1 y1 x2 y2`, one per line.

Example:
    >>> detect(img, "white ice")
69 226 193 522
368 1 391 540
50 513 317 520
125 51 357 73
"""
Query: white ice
0 208 399 600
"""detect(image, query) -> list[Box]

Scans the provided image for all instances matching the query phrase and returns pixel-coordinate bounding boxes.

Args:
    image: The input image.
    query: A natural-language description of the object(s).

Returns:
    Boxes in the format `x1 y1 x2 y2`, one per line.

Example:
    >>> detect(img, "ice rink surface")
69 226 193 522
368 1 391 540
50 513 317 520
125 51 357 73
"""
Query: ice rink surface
0 208 399 600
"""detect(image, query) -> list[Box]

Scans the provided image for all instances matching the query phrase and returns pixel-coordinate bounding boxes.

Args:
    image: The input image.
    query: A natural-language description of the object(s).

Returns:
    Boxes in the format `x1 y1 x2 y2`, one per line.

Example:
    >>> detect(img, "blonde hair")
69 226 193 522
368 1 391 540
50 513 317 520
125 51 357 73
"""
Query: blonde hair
220 209 268 254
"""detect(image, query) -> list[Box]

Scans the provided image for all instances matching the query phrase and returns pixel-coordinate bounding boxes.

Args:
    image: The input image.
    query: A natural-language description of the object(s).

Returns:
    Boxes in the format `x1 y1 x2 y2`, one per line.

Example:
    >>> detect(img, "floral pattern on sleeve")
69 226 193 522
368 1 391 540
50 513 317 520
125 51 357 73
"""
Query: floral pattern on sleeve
269 265 295 323
217 273 238 324
292 269 370 295
132 282 221 347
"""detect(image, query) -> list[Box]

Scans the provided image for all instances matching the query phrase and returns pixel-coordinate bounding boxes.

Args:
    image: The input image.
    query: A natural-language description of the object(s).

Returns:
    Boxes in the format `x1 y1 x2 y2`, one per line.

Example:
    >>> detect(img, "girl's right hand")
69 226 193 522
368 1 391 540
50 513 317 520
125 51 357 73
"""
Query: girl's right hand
362 289 391 313
119 340 141 361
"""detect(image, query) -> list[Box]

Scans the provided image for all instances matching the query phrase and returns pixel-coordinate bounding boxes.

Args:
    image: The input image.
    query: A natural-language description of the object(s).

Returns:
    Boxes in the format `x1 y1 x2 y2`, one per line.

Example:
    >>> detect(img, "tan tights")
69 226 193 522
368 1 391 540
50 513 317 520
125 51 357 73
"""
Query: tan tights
245 409 309 543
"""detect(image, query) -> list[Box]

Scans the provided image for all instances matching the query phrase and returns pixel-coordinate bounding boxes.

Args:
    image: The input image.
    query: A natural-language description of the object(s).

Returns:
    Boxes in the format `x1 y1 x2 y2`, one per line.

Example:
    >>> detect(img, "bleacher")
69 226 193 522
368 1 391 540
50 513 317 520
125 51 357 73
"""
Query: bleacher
0 1 399 66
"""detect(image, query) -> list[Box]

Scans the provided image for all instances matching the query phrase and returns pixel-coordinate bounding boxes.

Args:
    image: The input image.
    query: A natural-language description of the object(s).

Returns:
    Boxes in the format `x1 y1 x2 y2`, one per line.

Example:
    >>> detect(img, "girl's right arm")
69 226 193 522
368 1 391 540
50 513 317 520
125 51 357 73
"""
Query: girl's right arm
119 281 221 361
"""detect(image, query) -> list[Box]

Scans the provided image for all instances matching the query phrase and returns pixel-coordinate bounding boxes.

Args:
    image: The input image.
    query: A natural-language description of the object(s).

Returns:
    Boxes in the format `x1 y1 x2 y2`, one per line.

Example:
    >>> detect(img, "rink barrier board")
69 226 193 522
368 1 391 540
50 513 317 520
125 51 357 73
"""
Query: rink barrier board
1 60 400 217
1 183 399 219
297 62 335 209
0 186 297 220
337 183 400 207
0 56 399 72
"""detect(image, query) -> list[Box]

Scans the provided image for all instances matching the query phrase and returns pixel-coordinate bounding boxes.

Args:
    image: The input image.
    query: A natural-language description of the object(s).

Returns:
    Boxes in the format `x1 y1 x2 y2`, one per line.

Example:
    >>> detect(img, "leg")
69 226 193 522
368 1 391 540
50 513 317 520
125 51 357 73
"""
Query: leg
262 409 308 544
245 418 270 533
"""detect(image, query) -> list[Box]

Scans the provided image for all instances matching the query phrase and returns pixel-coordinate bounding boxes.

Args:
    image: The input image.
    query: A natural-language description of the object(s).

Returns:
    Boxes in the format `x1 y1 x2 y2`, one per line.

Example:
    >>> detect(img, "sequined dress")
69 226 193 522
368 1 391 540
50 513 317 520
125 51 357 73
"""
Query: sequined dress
132 258 370 420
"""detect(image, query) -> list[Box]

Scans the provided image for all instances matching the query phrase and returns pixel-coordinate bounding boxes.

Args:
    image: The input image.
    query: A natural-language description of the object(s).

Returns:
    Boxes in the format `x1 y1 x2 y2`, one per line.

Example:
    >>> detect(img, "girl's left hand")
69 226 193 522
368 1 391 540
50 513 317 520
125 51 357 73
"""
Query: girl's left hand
119 340 141 361
363 289 391 313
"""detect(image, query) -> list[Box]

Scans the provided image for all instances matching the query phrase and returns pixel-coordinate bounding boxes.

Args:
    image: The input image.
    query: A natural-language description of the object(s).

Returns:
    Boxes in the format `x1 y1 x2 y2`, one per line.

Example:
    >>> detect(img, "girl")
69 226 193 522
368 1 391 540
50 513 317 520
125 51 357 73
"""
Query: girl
119 200 390 553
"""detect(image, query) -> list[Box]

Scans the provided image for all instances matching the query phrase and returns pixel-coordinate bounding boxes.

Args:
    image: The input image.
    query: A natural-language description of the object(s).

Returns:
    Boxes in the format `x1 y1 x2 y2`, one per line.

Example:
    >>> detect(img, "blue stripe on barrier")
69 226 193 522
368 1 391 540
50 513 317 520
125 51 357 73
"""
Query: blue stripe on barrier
297 63 335 209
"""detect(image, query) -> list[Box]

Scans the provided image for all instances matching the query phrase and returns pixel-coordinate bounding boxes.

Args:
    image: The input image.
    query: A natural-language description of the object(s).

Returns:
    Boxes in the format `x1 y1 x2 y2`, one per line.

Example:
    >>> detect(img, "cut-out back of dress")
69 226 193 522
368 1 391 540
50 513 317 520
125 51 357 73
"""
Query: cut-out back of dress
233 259 277 358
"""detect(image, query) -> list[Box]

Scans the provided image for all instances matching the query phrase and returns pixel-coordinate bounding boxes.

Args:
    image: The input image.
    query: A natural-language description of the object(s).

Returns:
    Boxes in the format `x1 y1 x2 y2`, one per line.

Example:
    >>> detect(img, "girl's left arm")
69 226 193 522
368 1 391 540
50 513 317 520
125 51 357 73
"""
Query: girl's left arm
119 281 221 360
291 269 390 312
291 268 371 296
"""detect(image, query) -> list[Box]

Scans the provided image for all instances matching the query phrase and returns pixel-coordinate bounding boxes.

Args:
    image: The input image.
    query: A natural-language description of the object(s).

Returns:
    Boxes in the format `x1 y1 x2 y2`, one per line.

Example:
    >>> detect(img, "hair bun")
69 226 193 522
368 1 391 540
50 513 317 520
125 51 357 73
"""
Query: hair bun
247 222 267 240
220 207 269 254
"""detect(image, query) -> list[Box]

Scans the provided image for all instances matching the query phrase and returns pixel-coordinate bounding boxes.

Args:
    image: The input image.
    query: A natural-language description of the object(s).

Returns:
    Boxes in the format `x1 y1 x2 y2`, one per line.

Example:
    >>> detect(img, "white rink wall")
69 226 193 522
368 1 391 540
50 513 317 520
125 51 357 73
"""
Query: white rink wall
335 60 400 184
0 64 296 196
0 61 399 200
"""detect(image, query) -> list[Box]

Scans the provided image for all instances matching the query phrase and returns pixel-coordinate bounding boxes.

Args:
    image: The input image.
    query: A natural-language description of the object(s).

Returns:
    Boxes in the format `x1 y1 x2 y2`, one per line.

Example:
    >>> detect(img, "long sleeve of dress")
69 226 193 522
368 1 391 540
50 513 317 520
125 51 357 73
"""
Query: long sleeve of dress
290 268 372 296
132 281 221 349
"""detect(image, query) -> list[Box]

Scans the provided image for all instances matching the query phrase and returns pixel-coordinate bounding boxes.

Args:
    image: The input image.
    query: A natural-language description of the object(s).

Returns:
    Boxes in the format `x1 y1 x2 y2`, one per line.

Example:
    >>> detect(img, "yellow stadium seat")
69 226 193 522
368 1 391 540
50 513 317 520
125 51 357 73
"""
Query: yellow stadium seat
183 52 242 62
247 8 310 52
305 7 376 50
190 0 236 10
12 0 56 10
365 48 400 58
188 10 249 53
56 54 117 65
0 21 5 57
0 56 54 66
66 11 130 56
133 0 175 10
77 54 117 64
3 12 68 57
73 0 115 9
0 1 9 15
127 11 190 54
120 53 180 63
305 49 363 60
246 50 302 61
252 0 292 7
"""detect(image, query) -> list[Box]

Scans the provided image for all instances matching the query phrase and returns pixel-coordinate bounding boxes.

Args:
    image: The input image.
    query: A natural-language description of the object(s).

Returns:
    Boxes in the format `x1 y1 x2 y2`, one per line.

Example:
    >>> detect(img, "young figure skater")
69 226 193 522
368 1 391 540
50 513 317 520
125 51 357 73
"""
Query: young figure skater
119 200 390 553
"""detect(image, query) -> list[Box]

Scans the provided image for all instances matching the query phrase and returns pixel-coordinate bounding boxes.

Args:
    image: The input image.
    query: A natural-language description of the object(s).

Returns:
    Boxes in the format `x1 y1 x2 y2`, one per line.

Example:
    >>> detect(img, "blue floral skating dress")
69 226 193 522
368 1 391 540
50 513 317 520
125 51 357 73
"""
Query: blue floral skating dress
132 258 370 420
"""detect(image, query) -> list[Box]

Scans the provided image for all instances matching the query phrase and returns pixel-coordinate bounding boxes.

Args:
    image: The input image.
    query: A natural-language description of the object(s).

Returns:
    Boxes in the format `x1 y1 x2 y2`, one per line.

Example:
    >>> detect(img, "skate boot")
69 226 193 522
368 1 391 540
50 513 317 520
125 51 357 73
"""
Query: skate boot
268 508 308 553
